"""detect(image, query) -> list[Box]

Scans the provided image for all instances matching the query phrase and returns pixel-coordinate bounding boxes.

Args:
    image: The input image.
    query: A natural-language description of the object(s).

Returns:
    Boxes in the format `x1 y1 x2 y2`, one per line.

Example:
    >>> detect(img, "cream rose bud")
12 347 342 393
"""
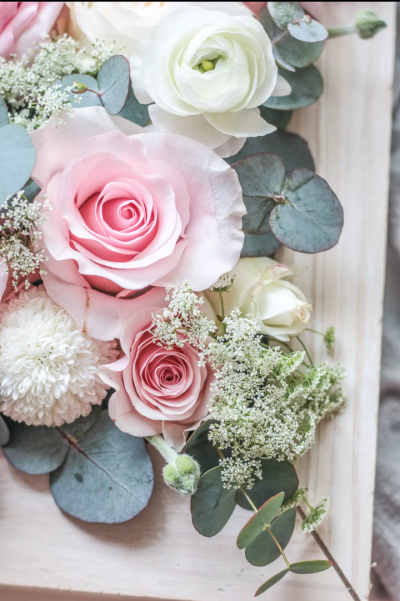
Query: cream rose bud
205 258 312 342
130 3 291 158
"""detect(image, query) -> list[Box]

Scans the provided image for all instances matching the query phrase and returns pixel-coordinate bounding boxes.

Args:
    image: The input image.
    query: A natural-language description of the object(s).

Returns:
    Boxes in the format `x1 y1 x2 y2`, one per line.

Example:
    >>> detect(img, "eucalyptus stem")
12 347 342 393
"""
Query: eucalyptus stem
301 492 314 511
327 24 357 38
306 328 324 336
267 526 291 568
296 506 361 601
296 336 314 366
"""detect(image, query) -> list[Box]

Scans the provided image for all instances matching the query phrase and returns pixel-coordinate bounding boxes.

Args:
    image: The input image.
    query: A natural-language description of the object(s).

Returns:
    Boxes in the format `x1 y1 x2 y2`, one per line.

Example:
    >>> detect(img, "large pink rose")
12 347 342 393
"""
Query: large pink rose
99 299 213 450
0 2 64 59
31 107 245 331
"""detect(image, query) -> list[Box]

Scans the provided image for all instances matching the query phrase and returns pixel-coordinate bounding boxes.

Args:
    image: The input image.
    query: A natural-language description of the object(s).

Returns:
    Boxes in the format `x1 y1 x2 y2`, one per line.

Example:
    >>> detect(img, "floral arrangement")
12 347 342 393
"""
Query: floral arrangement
0 2 386 598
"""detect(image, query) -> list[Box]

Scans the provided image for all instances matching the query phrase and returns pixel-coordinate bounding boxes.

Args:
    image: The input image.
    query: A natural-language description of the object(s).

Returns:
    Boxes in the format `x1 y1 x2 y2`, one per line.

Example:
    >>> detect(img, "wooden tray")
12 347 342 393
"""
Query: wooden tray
0 3 396 600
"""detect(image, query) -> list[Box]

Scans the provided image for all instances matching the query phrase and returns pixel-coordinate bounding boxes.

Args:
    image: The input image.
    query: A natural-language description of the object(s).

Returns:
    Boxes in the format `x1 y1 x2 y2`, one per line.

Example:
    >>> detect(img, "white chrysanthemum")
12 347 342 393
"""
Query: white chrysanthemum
0 287 117 426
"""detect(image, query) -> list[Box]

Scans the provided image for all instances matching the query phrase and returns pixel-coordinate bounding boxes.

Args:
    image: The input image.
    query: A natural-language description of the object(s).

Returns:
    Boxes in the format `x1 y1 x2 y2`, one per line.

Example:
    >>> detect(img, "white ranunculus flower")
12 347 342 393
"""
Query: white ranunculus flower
205 257 312 341
66 2 172 57
130 3 291 158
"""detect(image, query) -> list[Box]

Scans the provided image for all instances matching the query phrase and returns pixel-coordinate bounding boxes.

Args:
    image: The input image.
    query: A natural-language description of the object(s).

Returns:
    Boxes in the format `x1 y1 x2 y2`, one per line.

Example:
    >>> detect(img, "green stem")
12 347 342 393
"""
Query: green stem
240 486 258 512
273 30 290 45
301 492 314 512
327 24 357 38
219 291 226 333
264 337 294 353
296 336 314 366
306 328 324 336
145 435 178 464
267 526 291 569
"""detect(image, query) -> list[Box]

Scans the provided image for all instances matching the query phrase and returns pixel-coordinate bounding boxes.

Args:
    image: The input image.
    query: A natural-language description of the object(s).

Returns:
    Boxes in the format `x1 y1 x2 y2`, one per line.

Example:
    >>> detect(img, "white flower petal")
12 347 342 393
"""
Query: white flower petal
205 108 276 138
272 74 292 97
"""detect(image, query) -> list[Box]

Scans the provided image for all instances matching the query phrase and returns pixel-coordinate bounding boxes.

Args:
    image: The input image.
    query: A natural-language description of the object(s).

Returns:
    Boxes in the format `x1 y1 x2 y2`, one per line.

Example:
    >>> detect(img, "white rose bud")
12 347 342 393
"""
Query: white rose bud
205 257 312 342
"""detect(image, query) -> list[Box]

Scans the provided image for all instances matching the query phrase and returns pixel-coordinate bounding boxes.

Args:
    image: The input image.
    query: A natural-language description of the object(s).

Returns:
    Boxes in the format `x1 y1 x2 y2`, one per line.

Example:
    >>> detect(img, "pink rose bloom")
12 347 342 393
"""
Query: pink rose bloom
99 295 213 450
31 107 245 338
0 2 64 59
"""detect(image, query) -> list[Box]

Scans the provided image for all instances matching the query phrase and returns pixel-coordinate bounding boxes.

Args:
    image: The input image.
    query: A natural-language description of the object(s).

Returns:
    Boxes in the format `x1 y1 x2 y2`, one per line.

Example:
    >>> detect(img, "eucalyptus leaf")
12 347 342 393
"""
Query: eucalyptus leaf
290 560 332 574
270 169 343 253
119 86 150 126
272 46 296 72
0 97 8 127
260 5 281 39
22 179 40 202
236 459 298 510
0 415 10 446
98 55 130 115
227 129 315 172
0 124 36 207
60 74 101 108
288 19 328 43
191 466 236 537
259 107 293 130
241 231 281 258
237 492 284 549
264 66 323 110
276 35 324 68
183 420 220 474
245 509 296 566
50 410 153 523
255 569 290 596
3 421 69 475
268 2 304 29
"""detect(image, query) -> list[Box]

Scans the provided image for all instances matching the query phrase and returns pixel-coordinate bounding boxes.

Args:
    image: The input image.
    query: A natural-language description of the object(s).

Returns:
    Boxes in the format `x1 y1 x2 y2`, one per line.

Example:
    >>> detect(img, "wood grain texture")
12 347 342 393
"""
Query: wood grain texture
0 3 396 601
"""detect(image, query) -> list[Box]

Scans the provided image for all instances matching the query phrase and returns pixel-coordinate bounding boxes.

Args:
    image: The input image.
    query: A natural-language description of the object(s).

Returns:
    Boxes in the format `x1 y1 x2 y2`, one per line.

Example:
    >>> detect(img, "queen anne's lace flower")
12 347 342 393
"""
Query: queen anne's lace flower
0 287 117 426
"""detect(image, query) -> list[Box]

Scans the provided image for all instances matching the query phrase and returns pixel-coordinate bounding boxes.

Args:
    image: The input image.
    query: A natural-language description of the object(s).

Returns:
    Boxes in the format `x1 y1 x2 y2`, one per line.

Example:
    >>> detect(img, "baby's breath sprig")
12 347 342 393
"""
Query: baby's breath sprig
0 190 51 289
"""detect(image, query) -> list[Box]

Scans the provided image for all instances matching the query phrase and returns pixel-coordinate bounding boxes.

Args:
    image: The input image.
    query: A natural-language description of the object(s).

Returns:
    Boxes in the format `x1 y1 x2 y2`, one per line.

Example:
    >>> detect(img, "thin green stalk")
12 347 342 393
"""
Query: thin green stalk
327 24 357 38
301 492 314 512
219 290 226 333
267 526 291 569
296 336 314 366
306 328 324 336
145 435 178 464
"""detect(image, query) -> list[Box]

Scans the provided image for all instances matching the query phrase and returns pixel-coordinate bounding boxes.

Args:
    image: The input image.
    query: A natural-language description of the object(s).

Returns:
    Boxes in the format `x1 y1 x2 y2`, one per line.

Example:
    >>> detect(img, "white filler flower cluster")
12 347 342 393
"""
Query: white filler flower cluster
0 287 117 426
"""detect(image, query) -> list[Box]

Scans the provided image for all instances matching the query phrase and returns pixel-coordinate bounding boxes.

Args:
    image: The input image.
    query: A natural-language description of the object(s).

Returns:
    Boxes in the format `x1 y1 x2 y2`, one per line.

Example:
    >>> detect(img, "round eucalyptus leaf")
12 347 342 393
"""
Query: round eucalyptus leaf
245 508 296 566
264 66 323 110
3 421 69 475
119 85 150 126
0 124 36 207
191 466 236 537
237 492 284 549
0 97 8 127
236 459 298 510
260 5 281 38
241 231 281 258
60 74 101 108
290 560 332 574
270 169 344 253
288 19 328 42
183 420 220 474
268 2 304 29
273 46 296 72
22 179 40 201
277 35 324 68
0 415 10 446
232 153 285 203
98 55 130 115
259 107 293 130
50 411 154 523
60 405 102 439
255 569 290 597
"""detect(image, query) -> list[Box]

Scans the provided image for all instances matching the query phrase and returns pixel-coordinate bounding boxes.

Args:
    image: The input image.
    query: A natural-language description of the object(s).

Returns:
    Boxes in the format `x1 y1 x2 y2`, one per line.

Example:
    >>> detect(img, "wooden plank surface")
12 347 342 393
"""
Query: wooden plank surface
0 3 396 600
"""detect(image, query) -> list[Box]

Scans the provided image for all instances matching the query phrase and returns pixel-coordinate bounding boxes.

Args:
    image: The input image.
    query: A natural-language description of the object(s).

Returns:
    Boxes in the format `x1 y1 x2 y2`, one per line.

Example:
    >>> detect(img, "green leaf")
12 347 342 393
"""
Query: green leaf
3 420 69 475
264 66 323 110
290 560 332 574
227 129 315 172
259 107 293 130
241 231 281 258
288 19 328 43
98 55 130 115
270 169 343 253
260 5 281 39
255 569 290 596
50 411 153 523
0 97 8 127
237 492 284 549
191 466 236 537
0 124 36 207
119 85 150 126
60 74 101 108
236 459 298 510
268 2 304 29
273 46 296 72
183 420 221 474
0 416 10 446
277 35 324 68
23 179 40 201
245 508 296 566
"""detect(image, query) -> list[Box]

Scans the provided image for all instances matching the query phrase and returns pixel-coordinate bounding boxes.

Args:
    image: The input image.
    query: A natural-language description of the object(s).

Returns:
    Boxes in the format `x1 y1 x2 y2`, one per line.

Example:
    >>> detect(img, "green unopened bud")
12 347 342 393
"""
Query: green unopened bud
355 10 387 39
202 59 215 72
163 454 201 496
323 326 335 350
72 81 88 94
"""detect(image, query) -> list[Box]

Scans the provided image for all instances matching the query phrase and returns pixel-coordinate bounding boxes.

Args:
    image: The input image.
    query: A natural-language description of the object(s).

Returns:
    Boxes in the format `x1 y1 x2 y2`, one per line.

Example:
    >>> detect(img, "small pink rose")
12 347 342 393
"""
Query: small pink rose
100 304 213 450
0 2 64 59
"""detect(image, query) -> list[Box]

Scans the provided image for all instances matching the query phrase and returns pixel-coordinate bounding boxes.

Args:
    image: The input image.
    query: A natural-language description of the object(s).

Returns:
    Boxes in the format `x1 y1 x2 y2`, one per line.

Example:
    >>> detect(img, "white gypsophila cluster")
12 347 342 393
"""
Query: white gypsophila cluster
0 287 117 426
0 36 123 131
152 282 217 359
0 191 51 288
301 498 330 533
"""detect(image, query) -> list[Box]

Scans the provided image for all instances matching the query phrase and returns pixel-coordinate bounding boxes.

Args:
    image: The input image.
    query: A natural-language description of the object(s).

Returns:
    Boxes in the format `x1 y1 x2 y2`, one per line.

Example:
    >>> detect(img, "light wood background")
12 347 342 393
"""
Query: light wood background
0 3 396 600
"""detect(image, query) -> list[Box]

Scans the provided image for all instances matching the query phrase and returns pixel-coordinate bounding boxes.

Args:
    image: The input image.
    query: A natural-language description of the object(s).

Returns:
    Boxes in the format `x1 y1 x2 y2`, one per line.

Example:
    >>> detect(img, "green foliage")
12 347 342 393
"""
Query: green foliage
237 492 284 549
259 106 293 130
255 569 290 596
288 19 328 43
264 66 323 111
290 560 332 574
97 55 130 115
0 415 10 446
236 459 298 510
245 508 296 566
22 179 41 202
0 124 36 208
163 454 201 496
119 85 150 126
191 466 236 537
354 10 387 40
183 420 221 474
268 2 304 29
240 231 281 258
60 74 101 108
0 97 8 127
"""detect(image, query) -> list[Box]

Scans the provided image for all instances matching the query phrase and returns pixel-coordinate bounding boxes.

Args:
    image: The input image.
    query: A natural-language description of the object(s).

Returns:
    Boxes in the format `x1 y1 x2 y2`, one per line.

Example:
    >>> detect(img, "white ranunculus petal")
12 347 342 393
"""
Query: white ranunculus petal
272 74 292 97
205 108 276 137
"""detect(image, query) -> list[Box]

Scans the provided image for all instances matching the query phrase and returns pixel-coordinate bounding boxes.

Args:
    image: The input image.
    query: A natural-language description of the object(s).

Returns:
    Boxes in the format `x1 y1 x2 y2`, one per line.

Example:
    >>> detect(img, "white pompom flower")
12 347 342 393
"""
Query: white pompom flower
0 286 118 426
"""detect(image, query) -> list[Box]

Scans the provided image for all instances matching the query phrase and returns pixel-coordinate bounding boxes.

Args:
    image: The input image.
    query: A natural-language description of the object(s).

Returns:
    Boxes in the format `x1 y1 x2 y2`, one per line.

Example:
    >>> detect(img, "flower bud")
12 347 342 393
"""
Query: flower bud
163 454 201 496
355 10 386 39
